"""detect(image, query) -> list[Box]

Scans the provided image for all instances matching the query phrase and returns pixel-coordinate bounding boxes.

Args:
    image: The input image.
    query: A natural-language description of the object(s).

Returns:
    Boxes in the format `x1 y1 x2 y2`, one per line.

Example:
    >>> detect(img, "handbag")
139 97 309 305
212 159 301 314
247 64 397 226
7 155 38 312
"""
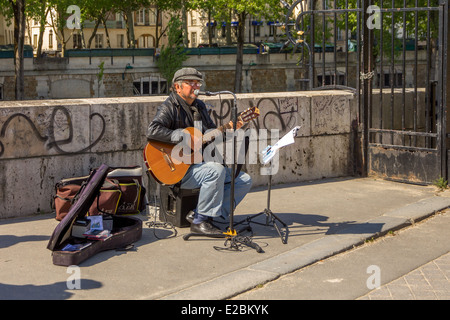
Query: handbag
53 176 88 221
53 166 146 221
88 178 122 216
53 176 122 221
106 166 146 215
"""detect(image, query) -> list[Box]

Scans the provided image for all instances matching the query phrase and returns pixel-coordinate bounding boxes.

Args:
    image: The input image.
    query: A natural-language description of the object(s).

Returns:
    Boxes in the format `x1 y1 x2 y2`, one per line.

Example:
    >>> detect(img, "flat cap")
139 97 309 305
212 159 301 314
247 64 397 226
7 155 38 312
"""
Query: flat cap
172 67 203 84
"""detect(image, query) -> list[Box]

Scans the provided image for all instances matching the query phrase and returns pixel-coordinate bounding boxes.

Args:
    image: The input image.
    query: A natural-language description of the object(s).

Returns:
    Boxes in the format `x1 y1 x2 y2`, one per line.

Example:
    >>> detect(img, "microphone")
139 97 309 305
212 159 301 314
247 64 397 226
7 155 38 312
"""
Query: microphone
194 89 209 96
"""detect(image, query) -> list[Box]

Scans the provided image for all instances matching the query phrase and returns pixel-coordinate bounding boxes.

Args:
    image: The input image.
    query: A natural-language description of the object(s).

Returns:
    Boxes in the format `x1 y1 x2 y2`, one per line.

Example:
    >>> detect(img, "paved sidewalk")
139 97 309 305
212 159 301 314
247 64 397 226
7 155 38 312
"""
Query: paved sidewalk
233 208 450 300
360 252 450 300
1 176 450 300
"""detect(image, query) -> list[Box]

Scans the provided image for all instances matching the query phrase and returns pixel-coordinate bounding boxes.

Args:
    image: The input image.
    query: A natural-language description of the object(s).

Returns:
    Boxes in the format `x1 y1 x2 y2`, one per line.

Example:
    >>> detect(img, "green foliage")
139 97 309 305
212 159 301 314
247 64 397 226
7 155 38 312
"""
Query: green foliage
97 61 105 83
97 61 105 97
335 0 440 60
155 15 188 87
433 177 448 191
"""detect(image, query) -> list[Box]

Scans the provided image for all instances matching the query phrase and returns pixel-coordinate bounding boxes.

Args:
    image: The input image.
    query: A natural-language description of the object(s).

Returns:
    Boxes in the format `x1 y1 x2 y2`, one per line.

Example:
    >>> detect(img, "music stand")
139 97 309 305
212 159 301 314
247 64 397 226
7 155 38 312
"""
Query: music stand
235 162 288 244
235 126 301 244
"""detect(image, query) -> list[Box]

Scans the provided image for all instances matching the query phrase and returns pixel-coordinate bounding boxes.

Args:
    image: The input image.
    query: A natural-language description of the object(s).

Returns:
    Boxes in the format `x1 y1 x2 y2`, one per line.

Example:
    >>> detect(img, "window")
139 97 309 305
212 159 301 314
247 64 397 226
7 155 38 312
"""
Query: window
73 34 82 49
137 9 145 24
133 77 168 95
317 72 345 86
191 32 197 47
221 25 226 38
269 25 276 37
49 30 53 49
149 9 157 25
33 34 37 48
138 34 153 48
0 84 3 100
254 25 261 37
337 27 343 41
137 9 149 25
117 34 125 48
376 72 403 88
95 34 104 48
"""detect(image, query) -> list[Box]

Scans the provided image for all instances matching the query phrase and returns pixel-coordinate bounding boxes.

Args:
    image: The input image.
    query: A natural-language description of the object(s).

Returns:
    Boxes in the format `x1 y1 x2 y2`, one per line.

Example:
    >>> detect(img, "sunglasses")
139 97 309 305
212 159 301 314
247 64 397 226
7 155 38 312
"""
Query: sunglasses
182 81 202 88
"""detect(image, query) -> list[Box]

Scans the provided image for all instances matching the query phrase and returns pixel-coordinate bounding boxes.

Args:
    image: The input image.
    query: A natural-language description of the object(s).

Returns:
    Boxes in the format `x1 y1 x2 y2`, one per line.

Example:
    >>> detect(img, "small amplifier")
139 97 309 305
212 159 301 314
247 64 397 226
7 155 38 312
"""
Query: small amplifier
159 186 199 228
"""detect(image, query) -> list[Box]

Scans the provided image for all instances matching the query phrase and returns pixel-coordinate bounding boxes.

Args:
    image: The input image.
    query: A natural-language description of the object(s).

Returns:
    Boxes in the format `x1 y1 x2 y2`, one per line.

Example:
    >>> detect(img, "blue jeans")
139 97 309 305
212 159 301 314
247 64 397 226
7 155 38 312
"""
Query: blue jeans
180 162 252 219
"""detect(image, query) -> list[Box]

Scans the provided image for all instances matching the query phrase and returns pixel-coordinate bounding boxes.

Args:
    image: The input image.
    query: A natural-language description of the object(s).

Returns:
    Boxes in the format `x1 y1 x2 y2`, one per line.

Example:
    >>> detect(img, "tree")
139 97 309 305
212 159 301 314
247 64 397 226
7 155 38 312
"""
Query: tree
110 0 152 48
27 0 50 57
152 0 184 48
335 0 440 59
0 0 27 99
155 15 188 86
192 0 284 93
47 0 79 55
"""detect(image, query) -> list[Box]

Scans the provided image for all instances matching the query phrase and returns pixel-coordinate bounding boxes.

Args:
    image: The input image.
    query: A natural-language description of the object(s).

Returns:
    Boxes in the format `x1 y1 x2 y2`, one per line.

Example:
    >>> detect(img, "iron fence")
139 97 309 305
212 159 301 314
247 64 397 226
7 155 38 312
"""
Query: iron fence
282 0 448 183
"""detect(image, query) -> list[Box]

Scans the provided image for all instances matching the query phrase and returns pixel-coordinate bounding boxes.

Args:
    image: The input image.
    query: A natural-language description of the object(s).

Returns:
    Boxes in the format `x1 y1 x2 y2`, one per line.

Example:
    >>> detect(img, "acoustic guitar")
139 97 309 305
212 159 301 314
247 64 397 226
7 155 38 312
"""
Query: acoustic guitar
143 107 260 185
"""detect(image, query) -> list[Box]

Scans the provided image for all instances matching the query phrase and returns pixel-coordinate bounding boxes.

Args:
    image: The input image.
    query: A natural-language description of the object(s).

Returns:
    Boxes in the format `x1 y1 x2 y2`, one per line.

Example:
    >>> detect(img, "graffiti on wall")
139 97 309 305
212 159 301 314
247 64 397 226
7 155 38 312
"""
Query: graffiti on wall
0 96 306 159
0 106 105 158
207 96 299 132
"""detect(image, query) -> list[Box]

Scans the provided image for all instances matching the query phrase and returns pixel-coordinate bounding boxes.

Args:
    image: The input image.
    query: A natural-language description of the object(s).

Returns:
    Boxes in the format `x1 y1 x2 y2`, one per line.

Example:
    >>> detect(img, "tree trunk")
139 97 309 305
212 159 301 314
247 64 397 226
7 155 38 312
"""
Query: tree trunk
208 10 212 46
155 7 160 48
12 0 26 100
87 17 102 48
37 23 45 57
181 0 189 47
103 14 111 48
125 9 135 48
36 6 49 58
80 23 87 48
226 9 232 45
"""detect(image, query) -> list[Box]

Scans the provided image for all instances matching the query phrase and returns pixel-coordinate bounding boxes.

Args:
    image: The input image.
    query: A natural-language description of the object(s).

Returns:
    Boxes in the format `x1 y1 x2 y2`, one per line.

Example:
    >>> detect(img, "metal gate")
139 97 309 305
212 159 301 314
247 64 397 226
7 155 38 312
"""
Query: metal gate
283 0 449 184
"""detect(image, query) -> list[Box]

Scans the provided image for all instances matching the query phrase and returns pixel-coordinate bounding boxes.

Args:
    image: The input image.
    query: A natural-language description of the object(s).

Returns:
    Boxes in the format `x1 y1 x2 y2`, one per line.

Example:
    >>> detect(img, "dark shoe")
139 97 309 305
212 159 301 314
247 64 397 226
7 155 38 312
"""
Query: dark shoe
190 221 224 236
186 210 195 224
207 217 222 230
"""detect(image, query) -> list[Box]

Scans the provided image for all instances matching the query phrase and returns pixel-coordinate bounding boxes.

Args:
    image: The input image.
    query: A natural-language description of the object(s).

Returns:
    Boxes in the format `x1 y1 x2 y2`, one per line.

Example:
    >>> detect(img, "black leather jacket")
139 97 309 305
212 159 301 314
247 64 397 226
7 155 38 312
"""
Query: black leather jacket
146 92 216 144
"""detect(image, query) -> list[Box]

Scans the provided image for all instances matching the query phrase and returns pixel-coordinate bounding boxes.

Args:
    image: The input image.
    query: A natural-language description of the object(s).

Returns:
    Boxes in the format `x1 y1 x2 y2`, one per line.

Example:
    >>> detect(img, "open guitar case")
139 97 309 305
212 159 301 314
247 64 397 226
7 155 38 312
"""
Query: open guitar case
47 164 143 266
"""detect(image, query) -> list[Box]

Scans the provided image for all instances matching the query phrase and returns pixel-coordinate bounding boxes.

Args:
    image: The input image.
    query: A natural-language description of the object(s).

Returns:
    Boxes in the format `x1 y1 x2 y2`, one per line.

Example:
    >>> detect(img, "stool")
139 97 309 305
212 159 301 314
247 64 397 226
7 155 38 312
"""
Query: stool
159 185 199 228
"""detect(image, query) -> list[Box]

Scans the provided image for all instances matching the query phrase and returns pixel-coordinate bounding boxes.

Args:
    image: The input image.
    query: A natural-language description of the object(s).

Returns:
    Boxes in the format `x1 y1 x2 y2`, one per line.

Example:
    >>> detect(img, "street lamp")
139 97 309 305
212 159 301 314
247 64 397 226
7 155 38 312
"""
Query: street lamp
122 63 134 96
122 63 134 80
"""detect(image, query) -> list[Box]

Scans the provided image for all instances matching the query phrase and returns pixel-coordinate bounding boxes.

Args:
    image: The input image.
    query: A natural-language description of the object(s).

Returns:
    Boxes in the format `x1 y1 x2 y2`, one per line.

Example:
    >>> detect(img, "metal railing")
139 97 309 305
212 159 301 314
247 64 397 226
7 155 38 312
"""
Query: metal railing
281 0 448 182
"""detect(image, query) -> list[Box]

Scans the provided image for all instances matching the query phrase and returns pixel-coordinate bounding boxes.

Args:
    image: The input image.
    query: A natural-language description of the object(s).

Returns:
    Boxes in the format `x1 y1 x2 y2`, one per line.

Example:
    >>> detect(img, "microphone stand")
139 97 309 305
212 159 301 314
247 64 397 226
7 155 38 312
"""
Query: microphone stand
227 91 237 237
183 90 263 253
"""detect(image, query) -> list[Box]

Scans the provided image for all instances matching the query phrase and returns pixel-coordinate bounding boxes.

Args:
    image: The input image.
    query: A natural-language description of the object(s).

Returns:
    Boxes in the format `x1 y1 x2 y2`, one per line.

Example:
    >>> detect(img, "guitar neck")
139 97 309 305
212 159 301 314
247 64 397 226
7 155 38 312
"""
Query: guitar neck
202 116 241 144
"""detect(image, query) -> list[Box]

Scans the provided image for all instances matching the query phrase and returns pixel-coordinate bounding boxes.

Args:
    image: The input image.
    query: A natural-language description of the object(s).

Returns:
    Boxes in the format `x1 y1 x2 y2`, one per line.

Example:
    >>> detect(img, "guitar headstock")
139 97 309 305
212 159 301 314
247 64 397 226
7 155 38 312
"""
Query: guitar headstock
239 107 260 123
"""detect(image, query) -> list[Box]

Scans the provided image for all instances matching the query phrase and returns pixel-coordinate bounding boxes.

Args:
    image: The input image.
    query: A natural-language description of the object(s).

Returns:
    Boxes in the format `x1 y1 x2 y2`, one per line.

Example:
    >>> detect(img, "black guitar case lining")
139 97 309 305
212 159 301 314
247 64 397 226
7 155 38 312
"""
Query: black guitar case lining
47 164 143 266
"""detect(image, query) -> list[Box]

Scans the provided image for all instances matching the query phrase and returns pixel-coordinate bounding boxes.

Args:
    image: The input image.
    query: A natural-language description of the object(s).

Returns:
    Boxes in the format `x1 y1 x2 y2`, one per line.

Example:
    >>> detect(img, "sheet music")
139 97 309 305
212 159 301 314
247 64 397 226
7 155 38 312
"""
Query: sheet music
261 126 301 164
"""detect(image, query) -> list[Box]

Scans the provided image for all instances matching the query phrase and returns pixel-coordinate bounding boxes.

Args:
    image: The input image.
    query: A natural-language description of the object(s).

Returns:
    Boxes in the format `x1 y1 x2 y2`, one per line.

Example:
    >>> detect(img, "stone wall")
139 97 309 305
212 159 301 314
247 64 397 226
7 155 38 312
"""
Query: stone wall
0 53 307 101
0 91 358 218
